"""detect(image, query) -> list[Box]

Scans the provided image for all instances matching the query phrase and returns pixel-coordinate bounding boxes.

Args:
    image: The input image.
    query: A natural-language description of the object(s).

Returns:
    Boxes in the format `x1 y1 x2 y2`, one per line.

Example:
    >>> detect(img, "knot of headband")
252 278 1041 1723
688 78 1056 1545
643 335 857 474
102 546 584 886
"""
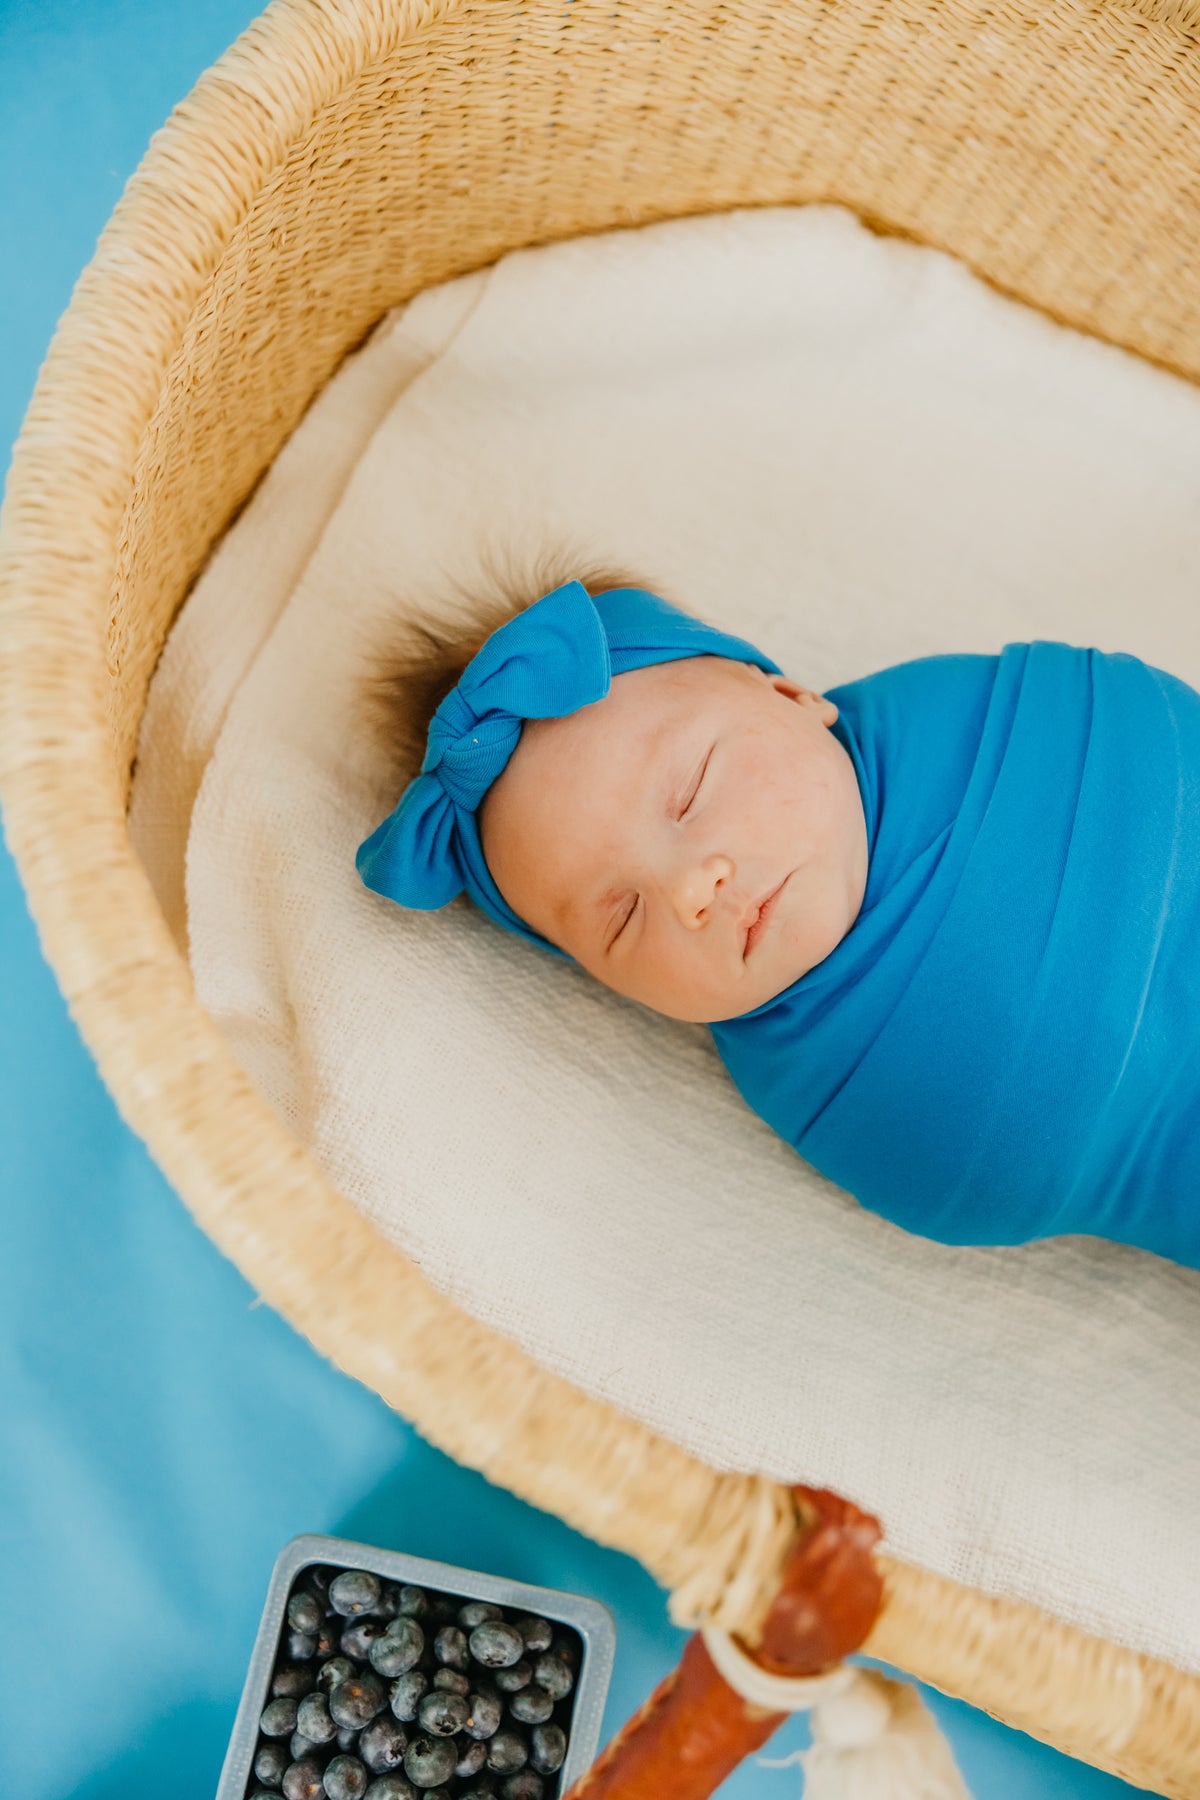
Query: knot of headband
356 579 780 951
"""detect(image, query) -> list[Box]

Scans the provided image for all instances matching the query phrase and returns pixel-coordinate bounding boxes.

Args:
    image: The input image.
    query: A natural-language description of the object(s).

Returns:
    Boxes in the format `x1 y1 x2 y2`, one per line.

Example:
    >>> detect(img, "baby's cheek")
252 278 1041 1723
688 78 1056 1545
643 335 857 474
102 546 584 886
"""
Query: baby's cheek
756 772 817 849
642 922 711 1018
733 747 786 814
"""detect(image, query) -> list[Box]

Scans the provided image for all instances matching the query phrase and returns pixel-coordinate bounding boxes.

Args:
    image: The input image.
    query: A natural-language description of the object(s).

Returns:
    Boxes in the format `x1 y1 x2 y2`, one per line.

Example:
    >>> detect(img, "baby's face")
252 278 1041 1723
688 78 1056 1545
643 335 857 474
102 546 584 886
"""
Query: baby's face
480 654 868 1022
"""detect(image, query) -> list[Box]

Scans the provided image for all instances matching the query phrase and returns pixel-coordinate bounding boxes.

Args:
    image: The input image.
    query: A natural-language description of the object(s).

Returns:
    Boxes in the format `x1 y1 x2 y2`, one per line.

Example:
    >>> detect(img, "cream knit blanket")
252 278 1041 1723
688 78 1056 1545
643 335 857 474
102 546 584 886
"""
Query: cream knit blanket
130 206 1200 1673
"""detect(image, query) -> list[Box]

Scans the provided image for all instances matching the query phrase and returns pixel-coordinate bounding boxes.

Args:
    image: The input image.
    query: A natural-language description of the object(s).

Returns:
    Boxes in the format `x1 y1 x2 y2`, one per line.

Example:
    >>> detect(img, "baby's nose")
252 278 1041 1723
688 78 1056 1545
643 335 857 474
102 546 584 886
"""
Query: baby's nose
670 853 735 929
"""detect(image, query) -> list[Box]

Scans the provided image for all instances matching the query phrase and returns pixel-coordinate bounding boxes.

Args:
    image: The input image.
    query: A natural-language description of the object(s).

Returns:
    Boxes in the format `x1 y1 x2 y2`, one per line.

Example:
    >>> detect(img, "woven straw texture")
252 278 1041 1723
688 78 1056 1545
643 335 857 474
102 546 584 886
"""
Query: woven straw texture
3 1 1200 1791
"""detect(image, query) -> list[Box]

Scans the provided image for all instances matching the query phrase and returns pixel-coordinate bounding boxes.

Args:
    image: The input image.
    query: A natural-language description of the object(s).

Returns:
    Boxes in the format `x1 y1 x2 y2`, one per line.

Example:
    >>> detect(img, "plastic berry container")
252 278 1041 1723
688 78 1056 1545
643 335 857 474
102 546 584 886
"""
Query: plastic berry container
217 1533 617 1799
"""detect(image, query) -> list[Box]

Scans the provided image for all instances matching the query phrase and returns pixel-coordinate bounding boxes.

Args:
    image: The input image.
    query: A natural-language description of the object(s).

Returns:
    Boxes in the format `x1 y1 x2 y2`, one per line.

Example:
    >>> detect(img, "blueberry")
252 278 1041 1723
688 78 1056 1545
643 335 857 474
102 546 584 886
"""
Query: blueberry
388 1669 429 1721
458 1600 504 1629
323 1754 369 1800
402 1735 457 1787
316 1621 342 1658
462 1688 503 1740
508 1685 553 1725
396 1586 429 1620
337 1727 360 1752
342 1618 390 1661
307 1567 334 1598
329 1571 382 1617
370 1618 424 1677
329 1673 387 1729
417 1689 469 1737
318 1657 357 1693
281 1760 325 1800
500 1775 545 1800
296 1692 337 1744
469 1623 524 1669
375 1584 401 1620
358 1714 408 1774
529 1723 566 1775
531 1653 573 1703
459 1790 498 1800
363 1780 417 1800
432 1625 469 1671
294 1729 329 1760
431 1667 469 1696
274 1665 317 1700
261 1698 300 1737
493 1662 531 1695
551 1632 580 1665
255 1739 291 1785
512 1615 553 1655
288 1630 319 1662
486 1728 529 1775
289 1592 325 1635
455 1738 488 1779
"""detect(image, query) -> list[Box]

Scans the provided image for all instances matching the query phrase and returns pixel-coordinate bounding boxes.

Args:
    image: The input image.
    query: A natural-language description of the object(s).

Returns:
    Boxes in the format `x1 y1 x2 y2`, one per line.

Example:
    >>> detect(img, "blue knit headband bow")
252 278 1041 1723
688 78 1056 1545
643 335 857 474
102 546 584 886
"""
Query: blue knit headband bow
356 579 780 951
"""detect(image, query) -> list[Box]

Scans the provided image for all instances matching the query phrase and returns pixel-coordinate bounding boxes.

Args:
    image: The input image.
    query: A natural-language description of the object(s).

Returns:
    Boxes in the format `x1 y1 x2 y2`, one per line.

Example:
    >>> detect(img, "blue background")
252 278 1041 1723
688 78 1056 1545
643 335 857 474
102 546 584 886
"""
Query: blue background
0 3 1145 1795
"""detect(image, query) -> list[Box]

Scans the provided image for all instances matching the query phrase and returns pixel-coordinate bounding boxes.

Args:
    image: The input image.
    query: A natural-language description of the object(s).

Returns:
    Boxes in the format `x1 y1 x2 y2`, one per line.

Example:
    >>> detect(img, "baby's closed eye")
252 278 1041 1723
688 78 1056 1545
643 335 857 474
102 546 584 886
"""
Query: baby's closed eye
606 894 639 950
676 746 713 819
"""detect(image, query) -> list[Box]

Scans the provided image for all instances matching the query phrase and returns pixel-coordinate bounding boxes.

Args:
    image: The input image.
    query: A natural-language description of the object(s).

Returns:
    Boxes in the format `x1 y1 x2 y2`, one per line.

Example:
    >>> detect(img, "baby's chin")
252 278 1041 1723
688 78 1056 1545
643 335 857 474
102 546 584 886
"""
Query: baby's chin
612 954 816 1026
703 964 815 1024
689 916 855 1023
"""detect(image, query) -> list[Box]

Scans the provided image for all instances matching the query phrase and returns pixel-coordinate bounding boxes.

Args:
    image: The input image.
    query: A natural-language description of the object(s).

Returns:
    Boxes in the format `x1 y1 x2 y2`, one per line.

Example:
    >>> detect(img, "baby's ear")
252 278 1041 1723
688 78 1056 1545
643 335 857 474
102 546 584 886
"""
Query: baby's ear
768 673 838 726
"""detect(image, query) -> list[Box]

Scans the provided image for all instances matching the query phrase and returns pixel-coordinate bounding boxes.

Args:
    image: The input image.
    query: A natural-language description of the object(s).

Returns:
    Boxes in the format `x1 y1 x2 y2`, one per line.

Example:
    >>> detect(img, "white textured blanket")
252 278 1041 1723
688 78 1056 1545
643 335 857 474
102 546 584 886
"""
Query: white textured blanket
130 207 1200 1673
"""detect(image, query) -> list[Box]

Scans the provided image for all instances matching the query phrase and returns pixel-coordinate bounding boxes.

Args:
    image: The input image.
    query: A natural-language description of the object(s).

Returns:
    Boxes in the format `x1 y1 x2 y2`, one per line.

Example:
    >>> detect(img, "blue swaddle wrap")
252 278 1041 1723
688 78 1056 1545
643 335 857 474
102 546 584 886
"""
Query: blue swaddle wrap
711 642 1200 1268
359 579 1200 1268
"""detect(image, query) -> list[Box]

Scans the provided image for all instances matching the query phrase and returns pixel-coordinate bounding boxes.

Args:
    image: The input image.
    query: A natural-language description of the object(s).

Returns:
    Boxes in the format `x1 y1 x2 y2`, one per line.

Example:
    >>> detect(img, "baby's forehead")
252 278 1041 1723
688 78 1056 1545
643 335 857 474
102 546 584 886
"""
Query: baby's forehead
521 655 759 774
527 653 748 763
603 650 759 719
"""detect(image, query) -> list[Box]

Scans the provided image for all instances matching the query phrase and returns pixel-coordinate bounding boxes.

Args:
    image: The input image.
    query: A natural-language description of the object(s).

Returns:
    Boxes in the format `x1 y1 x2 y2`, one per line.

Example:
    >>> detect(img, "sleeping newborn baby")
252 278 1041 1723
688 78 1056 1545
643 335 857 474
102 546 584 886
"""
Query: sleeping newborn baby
357 572 1200 1271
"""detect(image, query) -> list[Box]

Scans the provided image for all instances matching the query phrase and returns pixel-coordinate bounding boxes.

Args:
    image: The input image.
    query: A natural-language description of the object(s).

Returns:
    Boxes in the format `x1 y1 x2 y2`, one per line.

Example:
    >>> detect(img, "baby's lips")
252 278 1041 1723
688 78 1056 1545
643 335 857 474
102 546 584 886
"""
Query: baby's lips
737 892 766 959
740 875 788 958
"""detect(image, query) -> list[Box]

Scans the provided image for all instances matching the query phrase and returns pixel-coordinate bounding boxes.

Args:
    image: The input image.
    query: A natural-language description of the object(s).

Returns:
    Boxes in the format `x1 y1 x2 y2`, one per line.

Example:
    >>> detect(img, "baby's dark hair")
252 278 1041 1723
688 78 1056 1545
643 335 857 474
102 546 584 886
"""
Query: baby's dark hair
361 552 661 788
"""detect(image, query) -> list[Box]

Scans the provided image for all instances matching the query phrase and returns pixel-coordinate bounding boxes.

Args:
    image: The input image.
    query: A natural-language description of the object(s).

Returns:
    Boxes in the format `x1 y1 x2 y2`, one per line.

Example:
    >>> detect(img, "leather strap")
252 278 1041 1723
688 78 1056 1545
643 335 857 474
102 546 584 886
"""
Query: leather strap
565 1485 883 1800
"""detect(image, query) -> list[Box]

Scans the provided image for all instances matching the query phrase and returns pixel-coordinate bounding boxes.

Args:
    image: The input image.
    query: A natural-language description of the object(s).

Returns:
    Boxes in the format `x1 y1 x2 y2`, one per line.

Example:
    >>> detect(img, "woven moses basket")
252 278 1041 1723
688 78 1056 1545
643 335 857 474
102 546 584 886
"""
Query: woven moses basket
4 1 1200 1792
